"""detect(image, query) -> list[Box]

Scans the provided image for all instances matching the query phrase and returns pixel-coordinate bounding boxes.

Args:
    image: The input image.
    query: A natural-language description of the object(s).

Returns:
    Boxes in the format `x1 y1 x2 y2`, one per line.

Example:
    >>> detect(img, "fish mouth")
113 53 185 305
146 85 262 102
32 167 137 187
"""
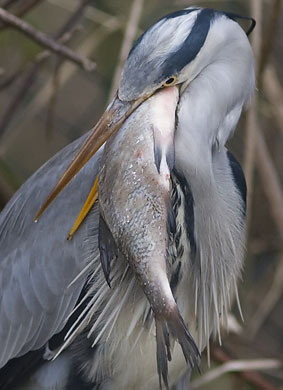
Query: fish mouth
34 92 153 221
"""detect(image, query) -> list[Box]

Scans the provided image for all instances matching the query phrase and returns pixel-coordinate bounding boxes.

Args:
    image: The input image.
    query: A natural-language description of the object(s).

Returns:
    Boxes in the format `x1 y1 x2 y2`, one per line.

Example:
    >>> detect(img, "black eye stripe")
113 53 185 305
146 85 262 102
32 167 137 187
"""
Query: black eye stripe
161 8 214 79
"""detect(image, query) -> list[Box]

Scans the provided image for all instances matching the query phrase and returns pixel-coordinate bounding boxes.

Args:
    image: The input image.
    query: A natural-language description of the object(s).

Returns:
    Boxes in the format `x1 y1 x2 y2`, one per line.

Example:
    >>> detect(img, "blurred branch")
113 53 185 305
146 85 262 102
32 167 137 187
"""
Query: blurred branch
0 0 43 34
255 133 283 242
0 0 92 140
258 0 282 86
263 65 283 136
0 0 17 8
245 0 283 235
109 0 144 100
0 54 46 140
192 347 281 390
244 0 262 230
47 0 142 36
0 15 120 154
241 0 283 345
0 68 23 89
0 0 42 24
0 7 95 71
247 72 283 338
248 252 283 338
0 157 20 208
44 26 83 136
45 25 82 137
246 123 283 337
45 26 79 138
191 359 281 389
8 0 42 17
0 176 14 208
50 0 92 38
45 63 60 137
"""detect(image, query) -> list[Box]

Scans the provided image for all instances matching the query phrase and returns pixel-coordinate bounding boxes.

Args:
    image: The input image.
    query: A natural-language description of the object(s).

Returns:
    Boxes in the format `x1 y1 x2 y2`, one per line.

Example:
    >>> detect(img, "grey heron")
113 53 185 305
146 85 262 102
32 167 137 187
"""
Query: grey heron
0 7 255 390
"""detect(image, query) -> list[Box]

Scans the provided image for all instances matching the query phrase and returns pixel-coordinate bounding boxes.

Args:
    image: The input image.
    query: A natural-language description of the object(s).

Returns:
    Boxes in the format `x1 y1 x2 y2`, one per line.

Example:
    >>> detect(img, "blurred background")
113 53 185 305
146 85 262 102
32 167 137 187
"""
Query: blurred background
0 0 282 388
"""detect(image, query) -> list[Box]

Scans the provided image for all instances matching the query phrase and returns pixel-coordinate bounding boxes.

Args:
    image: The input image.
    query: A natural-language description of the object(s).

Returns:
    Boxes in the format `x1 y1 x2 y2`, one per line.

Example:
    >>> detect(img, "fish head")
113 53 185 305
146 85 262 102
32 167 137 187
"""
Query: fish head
99 86 179 250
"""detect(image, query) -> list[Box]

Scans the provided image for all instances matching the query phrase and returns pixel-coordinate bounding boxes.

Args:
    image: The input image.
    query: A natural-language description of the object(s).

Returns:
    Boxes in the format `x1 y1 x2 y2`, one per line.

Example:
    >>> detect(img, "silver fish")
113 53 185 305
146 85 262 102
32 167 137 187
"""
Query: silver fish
99 86 200 389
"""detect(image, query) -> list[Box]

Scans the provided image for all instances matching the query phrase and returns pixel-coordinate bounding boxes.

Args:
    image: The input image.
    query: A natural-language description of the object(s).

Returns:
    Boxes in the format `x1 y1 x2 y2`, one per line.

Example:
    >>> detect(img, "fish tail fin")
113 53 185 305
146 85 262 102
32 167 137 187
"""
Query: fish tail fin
155 309 200 389
167 308 200 370
156 318 170 390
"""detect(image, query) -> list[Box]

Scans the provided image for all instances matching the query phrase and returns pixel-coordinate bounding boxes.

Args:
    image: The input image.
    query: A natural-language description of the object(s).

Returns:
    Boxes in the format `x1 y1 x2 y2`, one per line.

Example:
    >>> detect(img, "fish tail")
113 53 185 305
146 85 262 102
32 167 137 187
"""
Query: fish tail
156 318 170 390
167 308 200 369
155 309 200 389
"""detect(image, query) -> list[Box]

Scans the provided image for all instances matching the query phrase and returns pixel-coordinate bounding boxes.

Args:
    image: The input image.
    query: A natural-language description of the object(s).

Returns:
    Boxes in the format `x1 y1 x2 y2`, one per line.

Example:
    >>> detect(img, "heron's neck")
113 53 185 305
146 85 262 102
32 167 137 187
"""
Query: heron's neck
174 31 252 244
176 13 255 150
174 105 246 349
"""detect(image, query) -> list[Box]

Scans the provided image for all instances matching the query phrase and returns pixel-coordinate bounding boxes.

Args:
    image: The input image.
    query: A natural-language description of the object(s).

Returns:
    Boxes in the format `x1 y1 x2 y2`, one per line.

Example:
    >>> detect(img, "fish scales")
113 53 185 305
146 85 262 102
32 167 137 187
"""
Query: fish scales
99 86 199 388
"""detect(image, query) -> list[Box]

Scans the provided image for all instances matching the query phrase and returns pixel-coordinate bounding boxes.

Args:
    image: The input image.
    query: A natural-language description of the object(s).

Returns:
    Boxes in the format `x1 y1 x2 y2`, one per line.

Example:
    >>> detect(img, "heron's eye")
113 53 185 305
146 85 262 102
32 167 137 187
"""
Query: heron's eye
163 76 177 87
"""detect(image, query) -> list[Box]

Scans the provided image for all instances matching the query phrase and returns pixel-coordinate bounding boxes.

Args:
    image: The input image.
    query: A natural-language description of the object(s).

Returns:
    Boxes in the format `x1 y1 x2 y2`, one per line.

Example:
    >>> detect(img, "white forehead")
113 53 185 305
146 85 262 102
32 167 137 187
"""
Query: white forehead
141 9 201 60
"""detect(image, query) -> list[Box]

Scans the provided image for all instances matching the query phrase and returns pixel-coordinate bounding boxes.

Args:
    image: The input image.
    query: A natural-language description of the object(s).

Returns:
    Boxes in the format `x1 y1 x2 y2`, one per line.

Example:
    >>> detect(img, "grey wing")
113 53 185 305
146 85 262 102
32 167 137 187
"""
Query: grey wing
0 131 101 368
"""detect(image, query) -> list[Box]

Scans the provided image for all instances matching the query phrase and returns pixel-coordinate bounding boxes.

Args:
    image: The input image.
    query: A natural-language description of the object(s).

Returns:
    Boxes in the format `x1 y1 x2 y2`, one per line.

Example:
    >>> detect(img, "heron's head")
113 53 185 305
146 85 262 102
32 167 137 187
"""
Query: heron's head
36 7 255 219
81 6 255 160
119 8 254 101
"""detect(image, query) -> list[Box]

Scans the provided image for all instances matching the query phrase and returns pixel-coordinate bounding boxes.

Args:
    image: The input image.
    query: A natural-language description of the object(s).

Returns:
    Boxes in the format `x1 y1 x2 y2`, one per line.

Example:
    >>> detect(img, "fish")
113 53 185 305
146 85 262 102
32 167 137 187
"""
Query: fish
98 86 200 389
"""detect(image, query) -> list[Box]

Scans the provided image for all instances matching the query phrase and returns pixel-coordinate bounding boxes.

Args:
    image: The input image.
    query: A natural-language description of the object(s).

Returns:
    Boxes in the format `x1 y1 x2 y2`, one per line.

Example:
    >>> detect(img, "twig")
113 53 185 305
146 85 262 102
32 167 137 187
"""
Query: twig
0 0 92 139
242 0 283 341
0 59 43 140
0 0 42 26
263 65 283 137
45 28 83 135
0 7 95 71
108 0 144 100
0 16 120 154
52 0 92 39
47 0 123 31
244 0 283 337
0 68 23 89
256 132 283 242
246 128 283 335
0 37 75 138
8 0 42 17
0 0 17 8
45 62 60 138
46 28 82 131
191 354 281 389
245 107 283 340
248 252 283 338
46 26 82 136
212 347 282 390
0 157 19 208
244 0 262 231
258 0 282 86
45 22 83 128
45 27 76 139
0 177 14 209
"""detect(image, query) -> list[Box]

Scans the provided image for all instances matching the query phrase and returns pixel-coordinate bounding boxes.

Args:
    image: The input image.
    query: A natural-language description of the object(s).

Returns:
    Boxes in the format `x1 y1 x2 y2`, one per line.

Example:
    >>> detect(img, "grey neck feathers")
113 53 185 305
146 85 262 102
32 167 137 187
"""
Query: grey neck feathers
174 147 245 352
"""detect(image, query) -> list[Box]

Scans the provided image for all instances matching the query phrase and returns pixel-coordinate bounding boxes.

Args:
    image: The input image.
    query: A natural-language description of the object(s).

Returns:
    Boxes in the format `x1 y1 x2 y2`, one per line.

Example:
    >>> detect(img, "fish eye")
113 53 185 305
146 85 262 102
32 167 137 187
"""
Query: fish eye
163 76 177 87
